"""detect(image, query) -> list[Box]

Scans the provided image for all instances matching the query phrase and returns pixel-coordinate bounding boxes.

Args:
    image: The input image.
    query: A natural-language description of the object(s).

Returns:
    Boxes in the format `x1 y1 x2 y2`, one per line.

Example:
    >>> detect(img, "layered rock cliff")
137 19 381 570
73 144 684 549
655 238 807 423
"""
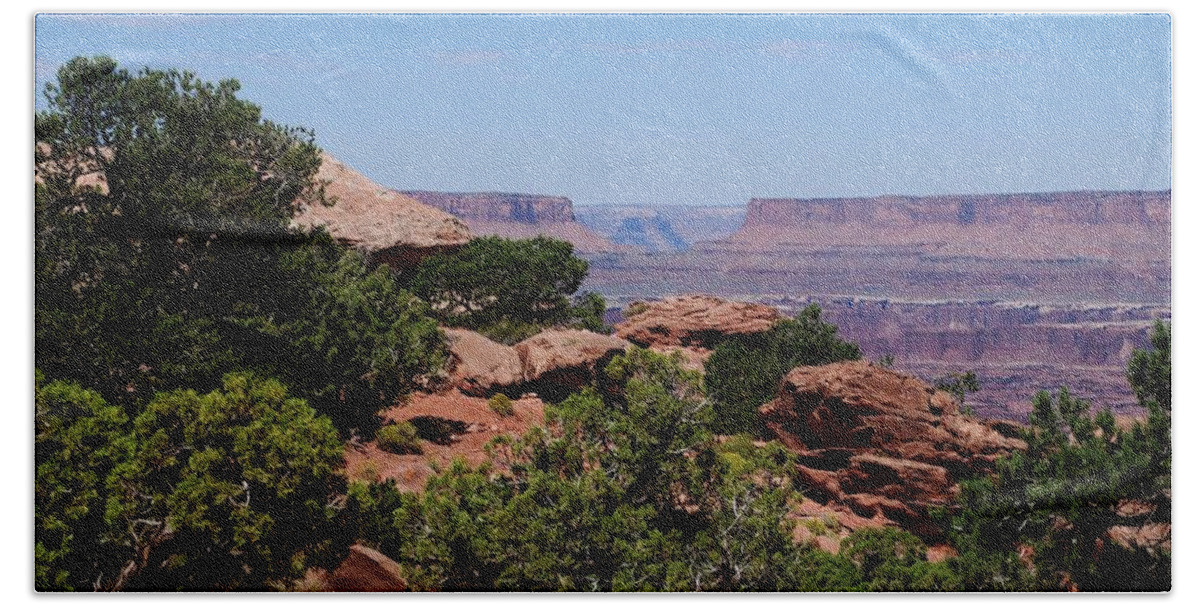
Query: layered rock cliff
400 191 628 254
729 190 1170 263
742 191 1169 230
762 360 1026 541
585 190 1171 304
772 297 1168 420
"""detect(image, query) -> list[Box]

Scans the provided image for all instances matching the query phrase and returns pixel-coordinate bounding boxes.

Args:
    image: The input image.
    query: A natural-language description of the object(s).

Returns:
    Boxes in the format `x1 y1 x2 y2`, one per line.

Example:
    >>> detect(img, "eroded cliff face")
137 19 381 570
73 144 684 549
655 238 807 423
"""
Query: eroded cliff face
401 191 577 223
762 360 1025 542
772 297 1168 420
400 191 628 254
729 190 1171 265
742 191 1170 230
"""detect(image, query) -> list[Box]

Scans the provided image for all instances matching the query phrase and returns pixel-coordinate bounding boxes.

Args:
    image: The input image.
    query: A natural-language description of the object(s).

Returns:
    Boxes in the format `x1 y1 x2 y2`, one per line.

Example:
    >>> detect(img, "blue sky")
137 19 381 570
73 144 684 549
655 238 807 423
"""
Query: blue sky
34 13 1171 207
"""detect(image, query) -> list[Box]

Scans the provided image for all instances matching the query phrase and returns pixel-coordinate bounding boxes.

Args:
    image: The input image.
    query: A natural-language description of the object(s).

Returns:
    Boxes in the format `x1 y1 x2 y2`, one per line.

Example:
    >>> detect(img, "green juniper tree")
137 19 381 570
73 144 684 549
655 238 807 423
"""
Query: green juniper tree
705 304 861 434
410 236 608 343
949 321 1171 591
36 56 445 432
36 373 346 591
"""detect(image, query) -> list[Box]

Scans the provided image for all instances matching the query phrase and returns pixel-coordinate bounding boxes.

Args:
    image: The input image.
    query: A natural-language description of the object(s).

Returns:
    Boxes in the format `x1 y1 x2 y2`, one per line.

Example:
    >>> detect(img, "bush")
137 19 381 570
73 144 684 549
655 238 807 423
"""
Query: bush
949 323 1171 591
705 305 860 434
376 421 423 455
235 235 448 434
488 394 515 417
37 372 346 591
410 236 607 341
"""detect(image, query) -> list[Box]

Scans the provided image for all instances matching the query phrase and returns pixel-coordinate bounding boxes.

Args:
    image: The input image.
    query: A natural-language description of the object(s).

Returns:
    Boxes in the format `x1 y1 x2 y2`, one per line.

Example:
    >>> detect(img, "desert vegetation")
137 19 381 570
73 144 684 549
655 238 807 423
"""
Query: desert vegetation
704 304 862 435
35 57 1170 592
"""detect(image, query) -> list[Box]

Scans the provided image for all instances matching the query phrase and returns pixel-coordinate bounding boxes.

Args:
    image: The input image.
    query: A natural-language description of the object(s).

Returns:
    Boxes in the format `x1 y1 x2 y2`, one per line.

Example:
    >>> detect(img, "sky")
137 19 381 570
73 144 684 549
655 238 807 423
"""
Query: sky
34 13 1171 207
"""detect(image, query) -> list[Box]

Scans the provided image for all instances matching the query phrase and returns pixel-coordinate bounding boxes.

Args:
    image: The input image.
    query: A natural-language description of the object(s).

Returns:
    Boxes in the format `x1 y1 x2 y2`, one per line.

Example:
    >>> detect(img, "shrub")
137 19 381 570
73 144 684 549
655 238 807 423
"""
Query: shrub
376 421 423 455
705 305 860 435
411 236 588 330
488 393 515 417
36 372 347 591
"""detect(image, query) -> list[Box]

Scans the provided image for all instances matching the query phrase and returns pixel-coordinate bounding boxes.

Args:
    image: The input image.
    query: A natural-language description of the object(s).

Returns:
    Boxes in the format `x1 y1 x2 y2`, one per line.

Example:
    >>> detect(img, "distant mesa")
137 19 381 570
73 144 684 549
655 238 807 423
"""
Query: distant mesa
583 189 1171 305
727 190 1171 262
741 191 1171 229
400 190 631 254
292 154 472 272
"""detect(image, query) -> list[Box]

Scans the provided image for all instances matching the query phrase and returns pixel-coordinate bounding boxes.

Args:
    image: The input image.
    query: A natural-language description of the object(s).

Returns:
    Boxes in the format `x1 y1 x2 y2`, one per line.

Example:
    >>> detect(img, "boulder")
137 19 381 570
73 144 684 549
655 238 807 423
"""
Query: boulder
763 360 1026 542
325 544 407 592
439 327 631 400
292 153 472 272
762 360 1023 475
442 328 524 396
515 329 632 401
615 295 782 350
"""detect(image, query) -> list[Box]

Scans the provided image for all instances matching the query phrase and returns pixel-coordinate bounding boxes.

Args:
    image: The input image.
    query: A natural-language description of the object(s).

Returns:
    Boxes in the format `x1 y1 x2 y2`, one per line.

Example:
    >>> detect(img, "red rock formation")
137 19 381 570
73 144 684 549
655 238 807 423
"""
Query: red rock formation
616 295 782 350
439 327 631 399
323 545 408 592
401 191 630 254
514 329 632 400
292 154 472 271
347 392 547 494
762 360 1025 541
442 328 525 397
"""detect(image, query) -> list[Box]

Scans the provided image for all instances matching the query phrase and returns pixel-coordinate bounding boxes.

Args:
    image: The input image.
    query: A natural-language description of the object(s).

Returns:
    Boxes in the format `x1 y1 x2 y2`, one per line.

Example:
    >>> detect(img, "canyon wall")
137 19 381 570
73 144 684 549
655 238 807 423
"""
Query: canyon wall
401 191 628 254
769 297 1167 420
727 190 1171 265
401 191 577 224
742 191 1170 230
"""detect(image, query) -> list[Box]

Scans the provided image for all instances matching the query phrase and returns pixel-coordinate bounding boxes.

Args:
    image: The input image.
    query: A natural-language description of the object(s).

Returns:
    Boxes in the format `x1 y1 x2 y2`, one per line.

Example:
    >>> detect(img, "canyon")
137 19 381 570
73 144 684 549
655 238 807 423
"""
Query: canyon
770 297 1167 420
575 204 746 251
391 183 1170 421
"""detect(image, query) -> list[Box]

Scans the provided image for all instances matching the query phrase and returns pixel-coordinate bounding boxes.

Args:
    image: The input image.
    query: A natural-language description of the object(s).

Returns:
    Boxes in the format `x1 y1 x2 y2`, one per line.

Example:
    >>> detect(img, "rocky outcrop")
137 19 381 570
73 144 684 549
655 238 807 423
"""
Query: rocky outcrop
614 295 782 371
400 191 628 254
442 328 525 397
352 392 548 493
440 327 631 399
292 154 472 271
514 329 632 401
616 295 782 350
324 545 407 592
761 360 1025 541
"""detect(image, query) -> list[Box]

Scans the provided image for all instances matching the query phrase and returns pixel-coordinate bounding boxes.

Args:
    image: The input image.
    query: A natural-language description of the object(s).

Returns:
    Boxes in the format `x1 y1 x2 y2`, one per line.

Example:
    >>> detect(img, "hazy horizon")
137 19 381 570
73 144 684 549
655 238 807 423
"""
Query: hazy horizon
35 13 1171 207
